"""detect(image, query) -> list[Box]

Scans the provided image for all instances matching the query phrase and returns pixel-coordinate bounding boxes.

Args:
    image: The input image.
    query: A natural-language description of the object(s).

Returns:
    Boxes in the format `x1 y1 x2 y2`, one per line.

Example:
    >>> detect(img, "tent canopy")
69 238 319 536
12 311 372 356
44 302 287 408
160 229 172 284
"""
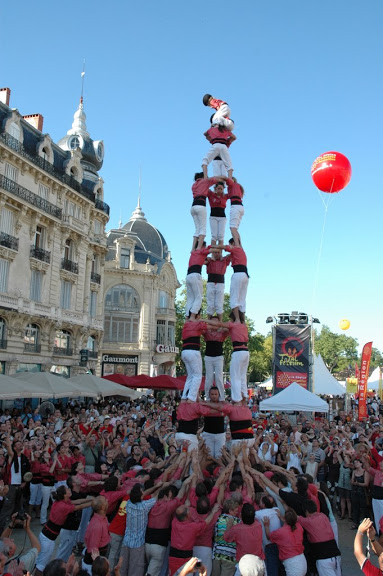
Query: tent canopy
367 366 383 390
259 382 329 413
313 354 346 395
67 374 145 400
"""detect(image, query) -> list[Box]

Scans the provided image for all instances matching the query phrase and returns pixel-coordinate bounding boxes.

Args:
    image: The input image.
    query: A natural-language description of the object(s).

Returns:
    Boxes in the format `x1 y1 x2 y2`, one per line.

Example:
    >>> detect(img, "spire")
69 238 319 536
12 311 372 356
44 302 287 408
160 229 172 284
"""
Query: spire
130 168 146 221
67 61 89 137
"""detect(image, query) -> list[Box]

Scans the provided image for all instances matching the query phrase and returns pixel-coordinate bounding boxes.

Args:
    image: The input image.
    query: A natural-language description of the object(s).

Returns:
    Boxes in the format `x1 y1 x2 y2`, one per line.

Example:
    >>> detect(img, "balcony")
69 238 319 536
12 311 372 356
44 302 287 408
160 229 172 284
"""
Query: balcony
95 199 110 216
24 343 41 353
91 272 101 284
30 245 51 263
88 350 98 359
156 307 175 316
53 346 73 356
0 132 110 210
0 174 62 219
61 258 79 274
0 339 7 350
0 232 19 251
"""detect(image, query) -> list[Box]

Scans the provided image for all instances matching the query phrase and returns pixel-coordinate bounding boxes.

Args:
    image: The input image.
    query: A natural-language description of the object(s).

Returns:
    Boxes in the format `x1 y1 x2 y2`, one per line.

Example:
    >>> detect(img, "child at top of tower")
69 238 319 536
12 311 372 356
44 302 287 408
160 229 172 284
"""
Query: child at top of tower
202 94 234 131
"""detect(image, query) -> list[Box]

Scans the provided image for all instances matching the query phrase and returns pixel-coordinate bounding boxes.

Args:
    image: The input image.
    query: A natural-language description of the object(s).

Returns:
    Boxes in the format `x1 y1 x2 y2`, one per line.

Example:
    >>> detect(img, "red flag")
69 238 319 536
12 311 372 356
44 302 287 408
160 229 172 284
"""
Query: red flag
355 363 360 379
358 342 373 421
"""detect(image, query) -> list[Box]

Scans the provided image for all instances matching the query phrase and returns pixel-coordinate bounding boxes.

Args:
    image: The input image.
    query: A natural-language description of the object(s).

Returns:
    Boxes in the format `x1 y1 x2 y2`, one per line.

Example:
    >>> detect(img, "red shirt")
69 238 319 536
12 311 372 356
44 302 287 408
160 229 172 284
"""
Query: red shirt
109 495 130 536
188 248 211 268
226 179 244 201
55 455 72 481
209 98 227 112
49 499 76 525
189 486 219 509
170 517 206 551
362 559 382 576
206 256 230 276
147 497 180 529
205 126 233 145
221 404 252 422
189 507 221 547
203 327 228 344
100 488 127 515
208 190 227 209
176 402 221 422
85 513 110 550
224 245 247 267
224 521 265 560
269 524 304 561
297 513 334 543
192 177 219 199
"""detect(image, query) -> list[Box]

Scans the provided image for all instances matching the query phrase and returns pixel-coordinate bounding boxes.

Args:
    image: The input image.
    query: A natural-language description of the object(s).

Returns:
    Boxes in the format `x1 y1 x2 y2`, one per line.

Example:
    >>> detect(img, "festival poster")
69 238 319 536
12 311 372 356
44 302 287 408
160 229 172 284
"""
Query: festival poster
273 325 311 393
358 341 372 421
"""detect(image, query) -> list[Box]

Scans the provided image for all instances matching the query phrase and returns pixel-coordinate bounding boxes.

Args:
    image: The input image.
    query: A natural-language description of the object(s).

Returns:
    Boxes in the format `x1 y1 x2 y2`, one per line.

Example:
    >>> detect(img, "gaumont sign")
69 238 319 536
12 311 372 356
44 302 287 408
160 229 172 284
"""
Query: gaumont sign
102 355 138 364
155 345 179 354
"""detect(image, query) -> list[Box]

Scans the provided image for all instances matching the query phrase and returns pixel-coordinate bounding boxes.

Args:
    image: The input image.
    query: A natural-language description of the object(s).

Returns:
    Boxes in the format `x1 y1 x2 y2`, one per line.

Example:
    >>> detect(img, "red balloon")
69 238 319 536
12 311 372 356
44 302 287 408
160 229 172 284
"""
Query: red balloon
311 151 352 193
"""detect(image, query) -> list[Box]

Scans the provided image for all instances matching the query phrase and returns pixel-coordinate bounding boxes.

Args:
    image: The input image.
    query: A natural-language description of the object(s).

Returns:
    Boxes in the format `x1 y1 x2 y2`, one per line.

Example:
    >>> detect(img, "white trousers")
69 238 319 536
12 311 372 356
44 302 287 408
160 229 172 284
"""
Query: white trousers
372 498 383 531
212 104 234 131
229 204 244 229
282 554 307 576
204 355 225 400
212 159 227 177
193 546 213 576
316 556 341 576
181 349 202 401
206 282 225 315
186 273 203 316
202 432 226 459
145 543 168 576
202 144 232 171
40 485 54 524
209 217 226 243
175 432 199 452
191 205 207 237
230 350 249 402
230 272 249 312
29 482 42 506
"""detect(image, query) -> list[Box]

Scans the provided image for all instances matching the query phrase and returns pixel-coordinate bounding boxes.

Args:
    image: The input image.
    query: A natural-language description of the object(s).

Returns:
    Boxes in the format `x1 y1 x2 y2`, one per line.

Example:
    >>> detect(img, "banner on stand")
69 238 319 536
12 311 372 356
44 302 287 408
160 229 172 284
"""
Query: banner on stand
358 341 372 421
273 325 311 393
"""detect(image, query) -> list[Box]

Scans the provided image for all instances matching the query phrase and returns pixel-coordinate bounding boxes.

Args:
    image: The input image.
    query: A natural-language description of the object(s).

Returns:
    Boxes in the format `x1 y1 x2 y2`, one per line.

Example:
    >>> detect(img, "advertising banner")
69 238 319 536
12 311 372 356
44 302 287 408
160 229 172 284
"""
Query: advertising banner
358 342 372 421
273 325 311 393
101 354 139 377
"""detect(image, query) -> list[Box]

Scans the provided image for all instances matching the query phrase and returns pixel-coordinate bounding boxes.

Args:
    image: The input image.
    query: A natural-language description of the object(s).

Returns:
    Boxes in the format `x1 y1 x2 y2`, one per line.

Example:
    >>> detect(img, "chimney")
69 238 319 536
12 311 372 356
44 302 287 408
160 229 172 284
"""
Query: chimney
0 88 11 106
23 114 44 132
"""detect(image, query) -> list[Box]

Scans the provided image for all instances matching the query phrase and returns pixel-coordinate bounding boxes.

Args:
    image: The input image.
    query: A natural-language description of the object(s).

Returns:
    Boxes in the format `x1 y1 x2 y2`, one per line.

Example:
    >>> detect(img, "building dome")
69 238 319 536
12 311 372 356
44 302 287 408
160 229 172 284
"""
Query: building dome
106 199 170 266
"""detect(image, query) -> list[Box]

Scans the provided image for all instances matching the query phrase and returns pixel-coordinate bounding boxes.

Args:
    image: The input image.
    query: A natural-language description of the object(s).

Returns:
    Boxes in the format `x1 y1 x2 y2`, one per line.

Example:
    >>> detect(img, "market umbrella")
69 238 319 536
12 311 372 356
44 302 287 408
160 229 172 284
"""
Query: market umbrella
69 374 145 400
11 371 87 399
0 373 35 399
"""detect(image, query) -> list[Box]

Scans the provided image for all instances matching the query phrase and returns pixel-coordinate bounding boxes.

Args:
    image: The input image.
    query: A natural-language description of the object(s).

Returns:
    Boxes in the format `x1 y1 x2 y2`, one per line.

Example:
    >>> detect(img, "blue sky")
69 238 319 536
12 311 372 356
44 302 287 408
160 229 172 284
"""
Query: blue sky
2 0 383 353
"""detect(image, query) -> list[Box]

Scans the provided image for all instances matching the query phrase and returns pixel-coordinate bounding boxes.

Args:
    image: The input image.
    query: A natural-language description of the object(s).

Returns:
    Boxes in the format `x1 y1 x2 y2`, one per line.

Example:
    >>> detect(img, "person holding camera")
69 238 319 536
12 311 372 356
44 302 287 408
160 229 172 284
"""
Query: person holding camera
0 510 40 573
0 438 30 532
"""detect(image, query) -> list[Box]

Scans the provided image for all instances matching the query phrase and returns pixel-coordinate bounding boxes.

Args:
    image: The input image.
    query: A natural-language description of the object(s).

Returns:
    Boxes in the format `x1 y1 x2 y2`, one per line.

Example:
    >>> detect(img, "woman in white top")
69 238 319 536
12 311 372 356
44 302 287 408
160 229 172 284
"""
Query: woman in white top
286 444 303 474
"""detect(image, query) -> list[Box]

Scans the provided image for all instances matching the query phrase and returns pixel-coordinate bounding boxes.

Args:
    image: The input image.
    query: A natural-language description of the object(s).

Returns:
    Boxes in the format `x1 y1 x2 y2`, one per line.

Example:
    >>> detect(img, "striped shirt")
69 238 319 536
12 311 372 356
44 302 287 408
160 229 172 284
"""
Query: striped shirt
122 498 156 548
212 513 240 562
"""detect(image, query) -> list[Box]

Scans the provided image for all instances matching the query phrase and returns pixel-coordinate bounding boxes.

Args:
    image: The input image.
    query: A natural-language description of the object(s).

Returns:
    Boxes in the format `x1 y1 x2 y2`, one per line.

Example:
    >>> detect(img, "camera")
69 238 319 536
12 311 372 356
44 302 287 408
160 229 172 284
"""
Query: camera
196 560 202 568
16 509 27 522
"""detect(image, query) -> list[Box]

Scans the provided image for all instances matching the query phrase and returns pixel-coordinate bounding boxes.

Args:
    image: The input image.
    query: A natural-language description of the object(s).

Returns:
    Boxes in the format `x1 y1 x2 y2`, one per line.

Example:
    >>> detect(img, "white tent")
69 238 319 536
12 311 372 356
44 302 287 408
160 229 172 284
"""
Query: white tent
259 382 329 413
67 374 145 400
11 371 96 399
258 376 273 390
367 367 383 390
313 354 346 395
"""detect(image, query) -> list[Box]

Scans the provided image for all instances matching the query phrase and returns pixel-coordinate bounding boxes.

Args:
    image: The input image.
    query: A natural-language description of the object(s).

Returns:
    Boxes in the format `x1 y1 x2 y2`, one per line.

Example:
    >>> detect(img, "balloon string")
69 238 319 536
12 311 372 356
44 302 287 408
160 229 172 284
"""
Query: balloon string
311 203 329 311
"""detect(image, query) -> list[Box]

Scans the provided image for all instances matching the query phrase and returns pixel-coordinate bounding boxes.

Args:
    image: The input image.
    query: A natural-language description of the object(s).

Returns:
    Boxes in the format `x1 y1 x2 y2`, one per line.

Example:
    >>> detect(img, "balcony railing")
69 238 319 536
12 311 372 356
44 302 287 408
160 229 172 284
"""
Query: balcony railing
0 232 19 251
0 132 110 213
95 199 110 216
88 350 98 359
0 174 62 219
61 258 79 274
0 339 7 350
24 343 41 353
90 272 101 284
53 346 73 356
30 245 51 263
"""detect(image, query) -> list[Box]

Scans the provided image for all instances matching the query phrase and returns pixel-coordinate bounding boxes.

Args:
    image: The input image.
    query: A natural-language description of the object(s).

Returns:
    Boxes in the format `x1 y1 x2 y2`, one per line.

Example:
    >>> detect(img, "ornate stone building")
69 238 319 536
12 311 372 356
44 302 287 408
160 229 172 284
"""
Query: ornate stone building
102 201 180 378
0 88 109 376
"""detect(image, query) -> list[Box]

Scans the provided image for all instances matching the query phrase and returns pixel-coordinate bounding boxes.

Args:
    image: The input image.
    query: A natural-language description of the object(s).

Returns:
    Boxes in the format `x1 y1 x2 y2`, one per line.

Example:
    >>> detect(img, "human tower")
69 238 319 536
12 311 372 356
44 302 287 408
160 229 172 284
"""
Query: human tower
181 95 250 405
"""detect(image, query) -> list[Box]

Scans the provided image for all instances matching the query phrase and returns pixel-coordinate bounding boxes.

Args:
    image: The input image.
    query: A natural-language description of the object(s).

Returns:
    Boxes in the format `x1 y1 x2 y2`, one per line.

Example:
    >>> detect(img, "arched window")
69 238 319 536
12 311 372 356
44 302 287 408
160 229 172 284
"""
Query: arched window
9 122 21 141
87 335 97 358
0 318 6 349
54 330 72 356
64 238 74 261
104 284 140 343
24 323 40 352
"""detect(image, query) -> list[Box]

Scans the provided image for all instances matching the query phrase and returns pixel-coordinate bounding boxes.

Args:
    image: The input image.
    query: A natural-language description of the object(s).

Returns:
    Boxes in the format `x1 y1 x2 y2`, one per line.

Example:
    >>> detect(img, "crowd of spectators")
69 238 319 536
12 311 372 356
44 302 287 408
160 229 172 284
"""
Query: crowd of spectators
0 390 382 576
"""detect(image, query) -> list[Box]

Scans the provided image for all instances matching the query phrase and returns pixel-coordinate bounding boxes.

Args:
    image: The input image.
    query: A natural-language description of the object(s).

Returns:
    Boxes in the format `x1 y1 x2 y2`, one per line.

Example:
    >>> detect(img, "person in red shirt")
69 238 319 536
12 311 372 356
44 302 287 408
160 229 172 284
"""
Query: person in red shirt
223 239 249 323
202 94 234 131
297 500 341 576
205 249 231 320
54 444 72 489
175 401 222 451
354 517 383 576
263 509 306 576
191 174 220 251
181 316 208 403
225 177 244 247
185 244 212 320
224 503 265 564
83 496 110 575
202 125 235 179
207 183 228 246
169 503 220 576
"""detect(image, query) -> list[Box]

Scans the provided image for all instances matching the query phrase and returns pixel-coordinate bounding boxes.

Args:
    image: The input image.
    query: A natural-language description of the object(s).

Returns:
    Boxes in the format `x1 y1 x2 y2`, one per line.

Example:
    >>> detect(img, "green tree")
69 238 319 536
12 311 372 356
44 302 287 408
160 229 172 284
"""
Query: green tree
175 282 272 381
314 325 359 374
